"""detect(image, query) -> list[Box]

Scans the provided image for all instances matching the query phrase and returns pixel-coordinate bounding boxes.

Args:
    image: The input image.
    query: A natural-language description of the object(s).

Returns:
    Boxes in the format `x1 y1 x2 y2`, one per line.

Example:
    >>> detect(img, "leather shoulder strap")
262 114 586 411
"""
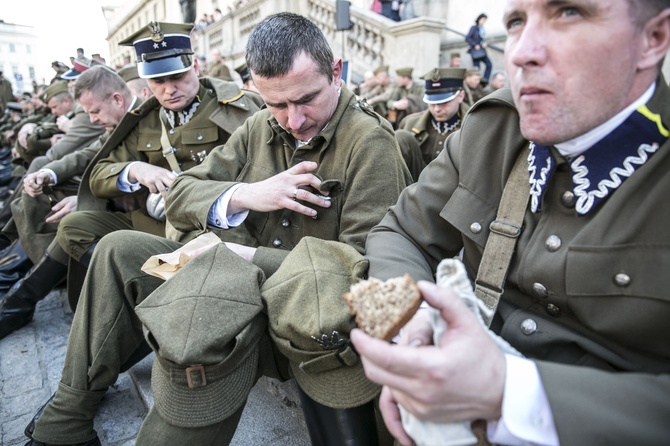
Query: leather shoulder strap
475 147 530 327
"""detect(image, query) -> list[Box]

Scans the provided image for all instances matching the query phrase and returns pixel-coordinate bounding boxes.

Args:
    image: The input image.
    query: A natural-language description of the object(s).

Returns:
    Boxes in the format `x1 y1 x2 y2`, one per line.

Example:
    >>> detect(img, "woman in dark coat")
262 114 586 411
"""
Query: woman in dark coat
465 13 492 81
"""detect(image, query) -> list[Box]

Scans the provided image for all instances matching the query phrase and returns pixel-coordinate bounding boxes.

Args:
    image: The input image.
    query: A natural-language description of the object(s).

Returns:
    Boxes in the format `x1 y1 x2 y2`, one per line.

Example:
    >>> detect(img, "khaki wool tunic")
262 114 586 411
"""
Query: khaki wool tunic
366 81 670 444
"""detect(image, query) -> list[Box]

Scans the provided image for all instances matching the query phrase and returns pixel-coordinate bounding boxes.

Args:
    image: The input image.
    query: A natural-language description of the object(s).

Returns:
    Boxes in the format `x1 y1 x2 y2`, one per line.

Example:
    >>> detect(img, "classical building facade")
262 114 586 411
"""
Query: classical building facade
0 20 41 95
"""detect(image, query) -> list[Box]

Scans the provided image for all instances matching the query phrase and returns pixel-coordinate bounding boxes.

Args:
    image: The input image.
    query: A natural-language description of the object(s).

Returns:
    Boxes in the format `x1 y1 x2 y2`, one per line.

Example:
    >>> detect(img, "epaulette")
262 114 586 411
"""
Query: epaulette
411 127 421 135
220 91 244 105
353 98 379 119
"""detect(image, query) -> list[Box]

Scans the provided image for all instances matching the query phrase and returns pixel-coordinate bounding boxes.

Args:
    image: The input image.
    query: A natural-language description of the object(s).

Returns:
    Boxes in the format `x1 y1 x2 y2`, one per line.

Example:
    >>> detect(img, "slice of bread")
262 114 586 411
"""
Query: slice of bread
343 274 422 342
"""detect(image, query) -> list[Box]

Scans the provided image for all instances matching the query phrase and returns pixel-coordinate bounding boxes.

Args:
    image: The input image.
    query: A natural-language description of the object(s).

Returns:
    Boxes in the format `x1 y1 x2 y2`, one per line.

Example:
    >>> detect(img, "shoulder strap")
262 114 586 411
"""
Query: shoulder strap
159 119 183 174
474 147 530 327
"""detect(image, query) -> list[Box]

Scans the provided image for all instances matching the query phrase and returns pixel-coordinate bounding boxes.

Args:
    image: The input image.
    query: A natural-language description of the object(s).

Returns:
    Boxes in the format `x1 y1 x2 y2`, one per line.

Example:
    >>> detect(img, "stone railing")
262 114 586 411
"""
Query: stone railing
193 0 447 83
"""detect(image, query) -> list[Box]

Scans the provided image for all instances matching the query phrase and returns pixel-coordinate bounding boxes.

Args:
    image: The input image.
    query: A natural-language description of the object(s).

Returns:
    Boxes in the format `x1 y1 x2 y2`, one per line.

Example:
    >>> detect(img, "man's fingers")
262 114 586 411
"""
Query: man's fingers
288 160 318 175
379 387 414 446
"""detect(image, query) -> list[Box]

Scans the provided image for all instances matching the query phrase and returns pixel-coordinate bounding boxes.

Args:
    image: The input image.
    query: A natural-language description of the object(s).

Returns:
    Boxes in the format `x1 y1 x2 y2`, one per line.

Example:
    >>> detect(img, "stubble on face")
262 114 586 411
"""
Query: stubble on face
504 0 646 145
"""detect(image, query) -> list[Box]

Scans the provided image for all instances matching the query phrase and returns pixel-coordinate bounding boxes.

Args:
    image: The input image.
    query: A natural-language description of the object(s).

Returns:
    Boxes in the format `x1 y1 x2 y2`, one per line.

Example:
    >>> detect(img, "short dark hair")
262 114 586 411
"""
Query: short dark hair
628 0 668 28
245 12 334 82
475 13 488 24
74 66 129 101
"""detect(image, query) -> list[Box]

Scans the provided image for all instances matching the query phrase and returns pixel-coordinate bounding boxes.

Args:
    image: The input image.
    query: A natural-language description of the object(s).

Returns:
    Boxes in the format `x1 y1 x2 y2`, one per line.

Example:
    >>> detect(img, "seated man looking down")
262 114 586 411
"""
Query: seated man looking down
25 12 410 446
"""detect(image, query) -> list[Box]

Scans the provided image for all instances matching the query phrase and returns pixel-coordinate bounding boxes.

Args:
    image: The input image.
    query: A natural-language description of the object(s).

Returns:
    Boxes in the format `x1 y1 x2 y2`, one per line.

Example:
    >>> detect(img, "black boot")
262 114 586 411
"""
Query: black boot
0 254 67 339
297 386 380 446
0 239 33 292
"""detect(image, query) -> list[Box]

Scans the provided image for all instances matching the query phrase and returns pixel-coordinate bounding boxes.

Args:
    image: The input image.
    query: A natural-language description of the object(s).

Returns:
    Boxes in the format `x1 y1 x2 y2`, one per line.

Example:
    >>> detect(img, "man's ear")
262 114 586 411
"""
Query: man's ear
332 58 343 84
638 8 670 70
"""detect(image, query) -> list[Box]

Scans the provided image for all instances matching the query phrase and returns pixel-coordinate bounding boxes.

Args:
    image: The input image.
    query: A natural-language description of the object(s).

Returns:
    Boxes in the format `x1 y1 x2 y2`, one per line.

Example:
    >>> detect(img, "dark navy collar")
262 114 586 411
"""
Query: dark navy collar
528 104 669 215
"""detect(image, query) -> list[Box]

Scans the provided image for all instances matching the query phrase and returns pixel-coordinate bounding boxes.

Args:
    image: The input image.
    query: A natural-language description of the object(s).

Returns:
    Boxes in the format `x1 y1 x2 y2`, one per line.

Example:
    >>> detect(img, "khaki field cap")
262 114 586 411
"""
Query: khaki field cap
373 64 389 75
40 81 69 104
396 67 413 78
119 21 195 79
421 67 466 104
261 237 381 408
135 243 266 428
117 64 140 83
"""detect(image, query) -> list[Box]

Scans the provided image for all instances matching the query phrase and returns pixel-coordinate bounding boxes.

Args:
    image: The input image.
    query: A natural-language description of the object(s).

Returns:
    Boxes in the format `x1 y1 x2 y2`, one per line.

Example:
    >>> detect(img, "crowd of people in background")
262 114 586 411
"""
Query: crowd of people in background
1 1 669 445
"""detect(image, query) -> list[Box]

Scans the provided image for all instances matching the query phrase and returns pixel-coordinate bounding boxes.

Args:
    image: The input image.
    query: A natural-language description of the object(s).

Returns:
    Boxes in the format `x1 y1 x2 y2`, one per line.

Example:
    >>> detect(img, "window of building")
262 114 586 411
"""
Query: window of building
9 43 16 53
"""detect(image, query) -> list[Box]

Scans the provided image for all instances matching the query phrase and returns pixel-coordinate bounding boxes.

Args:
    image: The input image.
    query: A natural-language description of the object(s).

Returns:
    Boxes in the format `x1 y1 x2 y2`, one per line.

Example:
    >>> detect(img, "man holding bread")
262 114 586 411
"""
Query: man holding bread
352 0 670 445
25 12 409 446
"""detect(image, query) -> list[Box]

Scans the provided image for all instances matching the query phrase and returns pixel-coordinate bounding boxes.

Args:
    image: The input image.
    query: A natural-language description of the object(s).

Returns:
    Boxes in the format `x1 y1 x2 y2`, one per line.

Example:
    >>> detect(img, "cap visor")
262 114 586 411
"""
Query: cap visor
60 69 82 80
138 56 194 79
423 91 459 105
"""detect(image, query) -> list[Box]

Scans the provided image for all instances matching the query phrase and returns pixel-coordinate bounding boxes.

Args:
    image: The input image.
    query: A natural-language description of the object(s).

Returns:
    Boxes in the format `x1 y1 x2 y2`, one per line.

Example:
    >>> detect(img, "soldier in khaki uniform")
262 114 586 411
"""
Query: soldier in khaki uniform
384 67 426 128
56 22 262 263
0 66 147 339
396 67 470 181
25 12 409 446
206 48 234 81
16 81 105 171
352 1 670 445
365 64 392 118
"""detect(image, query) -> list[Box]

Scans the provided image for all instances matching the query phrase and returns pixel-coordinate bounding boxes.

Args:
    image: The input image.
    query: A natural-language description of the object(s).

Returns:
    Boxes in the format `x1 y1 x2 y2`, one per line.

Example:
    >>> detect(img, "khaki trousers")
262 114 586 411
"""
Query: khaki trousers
56 210 164 261
31 231 181 444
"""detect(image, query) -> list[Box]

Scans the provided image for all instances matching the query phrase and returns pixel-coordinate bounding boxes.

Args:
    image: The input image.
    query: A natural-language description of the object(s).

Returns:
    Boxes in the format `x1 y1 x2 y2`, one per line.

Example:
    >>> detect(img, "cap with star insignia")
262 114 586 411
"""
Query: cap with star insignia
420 67 466 104
119 21 195 79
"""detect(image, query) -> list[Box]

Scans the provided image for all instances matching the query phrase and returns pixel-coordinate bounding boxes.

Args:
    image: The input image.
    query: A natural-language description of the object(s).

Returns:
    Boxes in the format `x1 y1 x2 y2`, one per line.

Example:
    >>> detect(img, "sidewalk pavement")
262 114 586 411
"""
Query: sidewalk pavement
0 288 311 446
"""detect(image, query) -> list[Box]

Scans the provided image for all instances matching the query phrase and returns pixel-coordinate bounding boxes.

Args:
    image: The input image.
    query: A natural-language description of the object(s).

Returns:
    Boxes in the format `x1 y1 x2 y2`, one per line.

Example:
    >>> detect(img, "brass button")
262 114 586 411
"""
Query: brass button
169 128 175 134
110 167 117 173
614 273 631 287
470 222 482 234
561 191 575 208
520 318 537 335
272 238 282 248
545 235 562 252
197 134 203 141
146 142 152 148
282 219 290 228
546 303 561 317
532 283 548 299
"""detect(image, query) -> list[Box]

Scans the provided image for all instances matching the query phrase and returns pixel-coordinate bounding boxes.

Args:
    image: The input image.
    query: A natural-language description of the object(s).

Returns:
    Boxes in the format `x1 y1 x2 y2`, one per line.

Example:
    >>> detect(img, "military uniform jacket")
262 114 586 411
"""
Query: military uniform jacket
167 83 411 277
366 82 670 444
397 103 470 166
82 77 262 235
30 103 105 165
207 61 233 82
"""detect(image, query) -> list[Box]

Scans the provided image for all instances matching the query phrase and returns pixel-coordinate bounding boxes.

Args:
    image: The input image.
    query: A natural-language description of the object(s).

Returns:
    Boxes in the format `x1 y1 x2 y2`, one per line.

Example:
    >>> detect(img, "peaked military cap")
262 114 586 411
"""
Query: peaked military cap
117 64 140 83
119 21 195 79
235 62 252 83
40 81 70 104
395 67 413 78
421 67 466 104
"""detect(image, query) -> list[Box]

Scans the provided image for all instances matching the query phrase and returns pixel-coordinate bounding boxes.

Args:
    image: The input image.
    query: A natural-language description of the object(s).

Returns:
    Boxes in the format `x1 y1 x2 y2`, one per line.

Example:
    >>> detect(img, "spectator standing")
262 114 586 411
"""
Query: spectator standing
466 13 492 81
380 0 401 21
